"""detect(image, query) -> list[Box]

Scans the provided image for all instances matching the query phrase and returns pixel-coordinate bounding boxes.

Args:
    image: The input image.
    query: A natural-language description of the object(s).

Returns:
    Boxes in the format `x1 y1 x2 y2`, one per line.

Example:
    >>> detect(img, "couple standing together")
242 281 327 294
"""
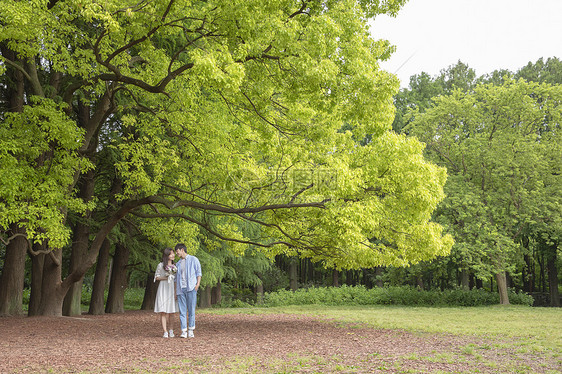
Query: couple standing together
154 243 202 338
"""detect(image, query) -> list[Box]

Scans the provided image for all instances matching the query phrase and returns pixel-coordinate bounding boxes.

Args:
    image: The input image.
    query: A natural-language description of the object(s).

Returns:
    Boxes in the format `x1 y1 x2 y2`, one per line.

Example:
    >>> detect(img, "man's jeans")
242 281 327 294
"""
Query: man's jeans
177 288 197 331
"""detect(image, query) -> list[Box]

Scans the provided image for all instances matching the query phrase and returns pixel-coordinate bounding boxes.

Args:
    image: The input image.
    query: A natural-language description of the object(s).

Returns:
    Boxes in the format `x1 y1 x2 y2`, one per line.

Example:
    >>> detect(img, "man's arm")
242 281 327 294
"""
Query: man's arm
195 276 201 291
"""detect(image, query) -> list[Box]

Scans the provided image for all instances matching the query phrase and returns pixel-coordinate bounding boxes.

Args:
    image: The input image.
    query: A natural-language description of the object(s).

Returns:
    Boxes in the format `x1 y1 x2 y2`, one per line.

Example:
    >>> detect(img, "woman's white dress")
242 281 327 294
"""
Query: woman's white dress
154 262 178 313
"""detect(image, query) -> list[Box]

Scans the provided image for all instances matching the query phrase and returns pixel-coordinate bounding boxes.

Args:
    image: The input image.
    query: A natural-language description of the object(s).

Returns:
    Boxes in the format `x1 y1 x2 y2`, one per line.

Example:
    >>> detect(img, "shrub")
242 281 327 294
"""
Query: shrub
263 286 534 307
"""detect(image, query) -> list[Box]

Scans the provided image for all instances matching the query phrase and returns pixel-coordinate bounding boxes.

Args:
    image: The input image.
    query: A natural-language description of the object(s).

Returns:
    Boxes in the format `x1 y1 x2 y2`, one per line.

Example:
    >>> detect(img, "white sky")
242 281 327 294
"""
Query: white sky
369 0 562 88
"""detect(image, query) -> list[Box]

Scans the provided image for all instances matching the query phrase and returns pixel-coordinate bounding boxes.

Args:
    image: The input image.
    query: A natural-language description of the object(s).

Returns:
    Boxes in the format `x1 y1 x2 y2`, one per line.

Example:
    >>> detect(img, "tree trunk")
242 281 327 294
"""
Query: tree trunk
211 281 222 305
199 286 211 308
89 238 111 315
105 243 130 313
416 274 425 290
141 273 157 311
28 244 45 316
460 269 470 290
29 196 154 316
495 272 510 305
546 248 560 307
253 281 263 305
0 47 29 316
332 269 339 287
38 249 67 316
62 221 89 316
289 258 298 291
63 169 95 316
539 253 546 292
0 225 28 316
362 269 371 288
475 277 483 289
523 254 534 293
0 44 25 112
374 266 384 287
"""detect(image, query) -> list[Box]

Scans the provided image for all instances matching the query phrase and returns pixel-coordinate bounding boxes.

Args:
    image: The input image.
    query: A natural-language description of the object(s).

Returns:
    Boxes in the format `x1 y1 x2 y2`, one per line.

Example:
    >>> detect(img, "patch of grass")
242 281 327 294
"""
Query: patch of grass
201 304 560 373
236 304 561 353
461 344 476 356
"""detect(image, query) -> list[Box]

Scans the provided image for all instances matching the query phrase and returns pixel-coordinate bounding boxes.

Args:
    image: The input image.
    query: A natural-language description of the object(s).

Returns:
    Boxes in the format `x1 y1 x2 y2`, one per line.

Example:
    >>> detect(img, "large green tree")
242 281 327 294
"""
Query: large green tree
407 79 562 304
0 0 453 316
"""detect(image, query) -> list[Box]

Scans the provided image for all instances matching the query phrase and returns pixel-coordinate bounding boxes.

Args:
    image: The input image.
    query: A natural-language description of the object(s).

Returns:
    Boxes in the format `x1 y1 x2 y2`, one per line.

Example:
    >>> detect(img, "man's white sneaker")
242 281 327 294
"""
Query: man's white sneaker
168 330 174 338
188 330 194 338
180 331 188 338
163 331 169 338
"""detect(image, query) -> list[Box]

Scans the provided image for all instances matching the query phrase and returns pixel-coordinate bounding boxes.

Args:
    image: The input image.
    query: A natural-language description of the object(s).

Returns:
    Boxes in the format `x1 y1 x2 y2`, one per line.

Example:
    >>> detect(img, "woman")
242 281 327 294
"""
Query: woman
154 247 178 338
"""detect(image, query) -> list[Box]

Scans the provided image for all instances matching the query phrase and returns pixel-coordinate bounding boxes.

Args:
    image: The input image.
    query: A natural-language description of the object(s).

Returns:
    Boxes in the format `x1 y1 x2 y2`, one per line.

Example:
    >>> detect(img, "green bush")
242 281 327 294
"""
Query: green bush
124 288 145 310
263 286 534 307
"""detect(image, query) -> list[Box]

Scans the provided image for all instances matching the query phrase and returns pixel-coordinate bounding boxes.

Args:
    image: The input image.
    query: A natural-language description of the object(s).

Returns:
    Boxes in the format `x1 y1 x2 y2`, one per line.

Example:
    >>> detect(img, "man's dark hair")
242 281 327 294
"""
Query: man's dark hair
175 243 187 252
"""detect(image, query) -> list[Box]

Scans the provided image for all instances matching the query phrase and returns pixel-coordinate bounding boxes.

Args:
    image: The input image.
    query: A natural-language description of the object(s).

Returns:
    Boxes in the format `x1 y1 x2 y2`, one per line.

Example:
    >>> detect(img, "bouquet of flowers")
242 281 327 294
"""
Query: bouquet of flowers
164 264 177 283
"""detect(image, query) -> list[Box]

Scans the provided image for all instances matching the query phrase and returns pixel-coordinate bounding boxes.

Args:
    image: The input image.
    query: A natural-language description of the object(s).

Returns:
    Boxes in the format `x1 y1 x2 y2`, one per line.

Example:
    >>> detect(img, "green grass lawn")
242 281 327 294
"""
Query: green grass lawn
204 304 561 370
254 304 561 350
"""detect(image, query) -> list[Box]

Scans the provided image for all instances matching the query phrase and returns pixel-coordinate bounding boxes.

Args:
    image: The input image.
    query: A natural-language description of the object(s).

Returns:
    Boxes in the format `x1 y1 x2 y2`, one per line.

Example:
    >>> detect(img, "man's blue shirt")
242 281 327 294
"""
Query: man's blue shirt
176 255 202 294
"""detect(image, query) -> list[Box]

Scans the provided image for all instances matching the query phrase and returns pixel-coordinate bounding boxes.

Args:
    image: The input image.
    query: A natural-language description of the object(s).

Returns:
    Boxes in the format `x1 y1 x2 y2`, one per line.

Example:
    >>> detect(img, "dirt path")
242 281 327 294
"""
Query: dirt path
0 310 556 373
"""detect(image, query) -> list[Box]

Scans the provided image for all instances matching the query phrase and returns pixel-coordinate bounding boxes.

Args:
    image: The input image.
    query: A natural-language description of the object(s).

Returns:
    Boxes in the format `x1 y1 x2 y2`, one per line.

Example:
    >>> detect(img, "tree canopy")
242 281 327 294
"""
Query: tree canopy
1 0 449 310
406 79 562 303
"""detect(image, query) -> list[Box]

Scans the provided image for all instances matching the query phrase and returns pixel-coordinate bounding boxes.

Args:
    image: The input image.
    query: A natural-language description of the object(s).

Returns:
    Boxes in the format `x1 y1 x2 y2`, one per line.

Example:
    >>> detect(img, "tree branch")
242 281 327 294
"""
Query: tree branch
145 194 329 213
131 210 293 249
2 58 33 82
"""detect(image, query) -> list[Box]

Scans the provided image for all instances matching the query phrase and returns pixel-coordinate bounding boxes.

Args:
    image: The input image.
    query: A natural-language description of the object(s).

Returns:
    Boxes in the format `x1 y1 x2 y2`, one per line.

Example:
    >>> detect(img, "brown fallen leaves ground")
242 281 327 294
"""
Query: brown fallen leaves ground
0 310 559 373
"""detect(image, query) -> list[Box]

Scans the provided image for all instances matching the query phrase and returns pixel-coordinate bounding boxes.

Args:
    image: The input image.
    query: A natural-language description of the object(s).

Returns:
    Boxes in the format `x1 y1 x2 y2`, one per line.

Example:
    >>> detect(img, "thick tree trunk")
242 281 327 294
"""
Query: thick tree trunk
105 243 130 314
199 286 212 308
28 244 45 316
63 169 95 316
546 249 560 307
38 249 67 316
212 281 222 305
0 225 28 316
253 281 263 305
332 269 339 287
62 222 89 316
89 238 111 315
289 258 298 291
495 272 510 305
0 47 32 316
27 196 153 316
141 273 157 311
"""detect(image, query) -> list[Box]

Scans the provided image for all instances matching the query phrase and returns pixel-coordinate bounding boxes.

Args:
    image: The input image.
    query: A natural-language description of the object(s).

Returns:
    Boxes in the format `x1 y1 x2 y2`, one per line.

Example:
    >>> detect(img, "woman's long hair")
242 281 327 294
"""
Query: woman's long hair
161 247 174 266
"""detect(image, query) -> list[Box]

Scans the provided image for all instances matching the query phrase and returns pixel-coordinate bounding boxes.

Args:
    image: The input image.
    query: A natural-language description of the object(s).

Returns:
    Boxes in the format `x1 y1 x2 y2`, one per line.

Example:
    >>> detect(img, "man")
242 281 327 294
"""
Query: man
174 243 202 338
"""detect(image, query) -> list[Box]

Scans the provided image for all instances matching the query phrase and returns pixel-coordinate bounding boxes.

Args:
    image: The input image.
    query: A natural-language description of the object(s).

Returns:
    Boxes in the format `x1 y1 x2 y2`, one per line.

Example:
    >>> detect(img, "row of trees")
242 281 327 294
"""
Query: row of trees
2 0 559 315
8 57 561 314
391 58 562 306
1 0 455 317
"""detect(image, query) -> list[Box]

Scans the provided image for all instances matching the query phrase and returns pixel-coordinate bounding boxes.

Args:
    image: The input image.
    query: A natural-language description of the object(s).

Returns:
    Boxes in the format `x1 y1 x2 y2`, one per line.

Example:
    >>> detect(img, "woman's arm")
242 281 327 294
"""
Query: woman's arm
153 263 168 282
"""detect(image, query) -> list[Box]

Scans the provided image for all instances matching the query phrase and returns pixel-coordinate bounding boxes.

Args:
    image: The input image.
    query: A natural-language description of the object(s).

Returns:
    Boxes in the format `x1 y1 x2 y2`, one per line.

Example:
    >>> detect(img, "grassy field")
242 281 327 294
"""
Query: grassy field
257 304 562 351
201 304 561 373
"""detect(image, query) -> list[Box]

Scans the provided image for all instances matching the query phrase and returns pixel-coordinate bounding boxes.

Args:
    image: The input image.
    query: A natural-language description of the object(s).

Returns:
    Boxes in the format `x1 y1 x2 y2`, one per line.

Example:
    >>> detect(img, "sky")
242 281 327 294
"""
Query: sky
369 0 562 88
